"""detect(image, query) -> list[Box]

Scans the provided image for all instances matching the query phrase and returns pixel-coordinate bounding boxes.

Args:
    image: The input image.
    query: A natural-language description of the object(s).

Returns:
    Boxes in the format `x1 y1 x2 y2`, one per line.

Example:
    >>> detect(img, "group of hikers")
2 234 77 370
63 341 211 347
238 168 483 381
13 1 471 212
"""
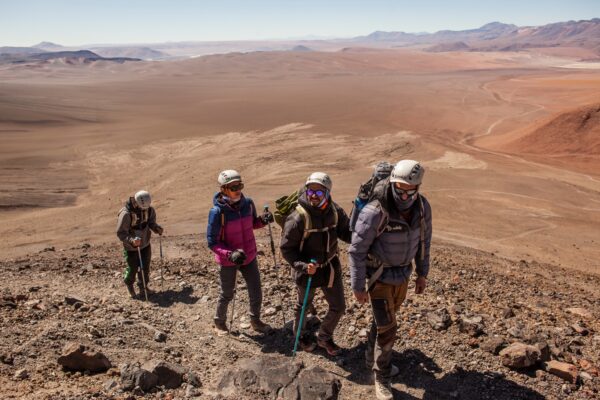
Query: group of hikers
116 160 432 400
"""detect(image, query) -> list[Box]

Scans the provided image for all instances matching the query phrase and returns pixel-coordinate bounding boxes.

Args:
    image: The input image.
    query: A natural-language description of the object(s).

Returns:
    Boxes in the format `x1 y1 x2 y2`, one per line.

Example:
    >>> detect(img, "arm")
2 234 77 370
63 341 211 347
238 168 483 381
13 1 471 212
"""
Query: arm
335 203 352 244
116 210 135 246
279 213 306 272
148 208 162 234
206 207 232 259
250 199 266 229
415 197 433 278
347 205 382 292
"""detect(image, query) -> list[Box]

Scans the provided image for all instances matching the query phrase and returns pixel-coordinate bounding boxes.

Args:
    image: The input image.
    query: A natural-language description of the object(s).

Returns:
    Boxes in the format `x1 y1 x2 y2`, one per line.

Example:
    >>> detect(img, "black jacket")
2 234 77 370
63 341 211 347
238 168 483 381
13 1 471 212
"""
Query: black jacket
280 189 351 287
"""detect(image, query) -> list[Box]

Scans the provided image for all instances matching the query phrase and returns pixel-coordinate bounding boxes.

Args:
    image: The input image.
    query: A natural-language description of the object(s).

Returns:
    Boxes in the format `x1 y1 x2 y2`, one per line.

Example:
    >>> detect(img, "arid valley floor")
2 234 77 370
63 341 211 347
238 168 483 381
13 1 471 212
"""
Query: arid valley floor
1 47 599 399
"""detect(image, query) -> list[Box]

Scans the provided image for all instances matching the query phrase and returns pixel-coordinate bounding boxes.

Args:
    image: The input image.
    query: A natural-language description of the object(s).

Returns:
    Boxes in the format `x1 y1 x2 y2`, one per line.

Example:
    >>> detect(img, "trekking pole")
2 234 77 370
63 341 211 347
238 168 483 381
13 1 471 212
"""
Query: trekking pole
264 205 287 327
293 259 316 356
136 241 149 302
229 269 238 333
159 234 164 290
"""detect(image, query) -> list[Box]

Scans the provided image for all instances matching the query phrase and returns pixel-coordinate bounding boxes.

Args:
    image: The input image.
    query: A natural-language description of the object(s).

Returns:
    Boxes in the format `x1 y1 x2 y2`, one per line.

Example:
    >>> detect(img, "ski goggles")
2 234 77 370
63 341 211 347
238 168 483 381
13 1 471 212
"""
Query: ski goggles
225 182 244 192
393 183 418 196
306 189 326 197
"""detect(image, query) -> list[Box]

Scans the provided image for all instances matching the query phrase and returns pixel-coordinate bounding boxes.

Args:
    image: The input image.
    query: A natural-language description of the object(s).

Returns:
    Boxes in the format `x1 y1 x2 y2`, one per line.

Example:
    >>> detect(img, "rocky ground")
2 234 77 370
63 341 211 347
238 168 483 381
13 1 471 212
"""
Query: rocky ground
0 230 599 400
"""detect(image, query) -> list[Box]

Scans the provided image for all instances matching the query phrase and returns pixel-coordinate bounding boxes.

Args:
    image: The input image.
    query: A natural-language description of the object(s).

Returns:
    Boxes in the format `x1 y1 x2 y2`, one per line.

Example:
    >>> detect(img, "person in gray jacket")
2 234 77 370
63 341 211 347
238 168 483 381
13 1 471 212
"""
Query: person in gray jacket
280 172 352 356
117 190 163 299
348 160 432 400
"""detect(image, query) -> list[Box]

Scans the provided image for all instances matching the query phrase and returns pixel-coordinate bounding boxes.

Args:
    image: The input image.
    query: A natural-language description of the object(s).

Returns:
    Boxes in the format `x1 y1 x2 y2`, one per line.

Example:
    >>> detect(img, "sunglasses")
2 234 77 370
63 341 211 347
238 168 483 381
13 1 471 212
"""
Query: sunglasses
394 184 418 196
306 189 326 197
225 182 244 192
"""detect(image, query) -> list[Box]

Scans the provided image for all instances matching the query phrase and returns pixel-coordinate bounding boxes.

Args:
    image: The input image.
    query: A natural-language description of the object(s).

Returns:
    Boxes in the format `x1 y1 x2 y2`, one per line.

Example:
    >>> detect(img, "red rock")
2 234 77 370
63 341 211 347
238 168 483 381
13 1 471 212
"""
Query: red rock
545 360 578 383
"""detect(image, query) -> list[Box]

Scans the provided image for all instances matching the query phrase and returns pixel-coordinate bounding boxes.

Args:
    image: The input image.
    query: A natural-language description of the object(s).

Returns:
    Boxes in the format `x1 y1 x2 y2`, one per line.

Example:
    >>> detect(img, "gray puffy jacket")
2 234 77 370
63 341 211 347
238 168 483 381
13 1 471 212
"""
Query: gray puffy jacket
348 180 432 292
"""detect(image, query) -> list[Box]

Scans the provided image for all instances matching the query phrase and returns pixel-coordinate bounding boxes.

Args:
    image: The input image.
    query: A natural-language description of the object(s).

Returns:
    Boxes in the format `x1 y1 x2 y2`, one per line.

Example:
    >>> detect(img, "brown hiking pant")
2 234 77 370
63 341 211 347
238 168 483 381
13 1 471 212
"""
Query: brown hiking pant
367 280 409 377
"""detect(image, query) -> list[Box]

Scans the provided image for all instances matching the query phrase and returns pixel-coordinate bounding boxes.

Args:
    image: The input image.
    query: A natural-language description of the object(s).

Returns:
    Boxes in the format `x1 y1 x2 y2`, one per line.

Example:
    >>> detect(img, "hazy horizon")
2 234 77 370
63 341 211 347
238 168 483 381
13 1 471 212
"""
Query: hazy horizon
1 0 598 47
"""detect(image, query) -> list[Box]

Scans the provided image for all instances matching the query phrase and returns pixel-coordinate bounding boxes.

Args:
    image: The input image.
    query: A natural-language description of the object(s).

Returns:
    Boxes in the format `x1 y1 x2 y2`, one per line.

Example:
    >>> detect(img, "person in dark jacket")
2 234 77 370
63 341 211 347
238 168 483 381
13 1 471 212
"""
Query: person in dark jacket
207 169 273 335
117 190 163 299
348 160 432 400
280 172 351 356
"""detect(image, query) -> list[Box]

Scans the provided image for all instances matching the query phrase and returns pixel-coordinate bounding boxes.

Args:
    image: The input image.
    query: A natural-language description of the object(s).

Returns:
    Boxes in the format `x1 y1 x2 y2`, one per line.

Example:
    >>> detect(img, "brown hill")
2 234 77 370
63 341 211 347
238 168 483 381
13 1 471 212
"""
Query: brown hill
501 104 600 156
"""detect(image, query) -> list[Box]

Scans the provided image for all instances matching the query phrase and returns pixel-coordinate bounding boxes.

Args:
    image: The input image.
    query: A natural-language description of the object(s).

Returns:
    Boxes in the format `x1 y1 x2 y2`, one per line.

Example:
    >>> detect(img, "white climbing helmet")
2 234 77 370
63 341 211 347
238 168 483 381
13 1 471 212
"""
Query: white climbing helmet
390 160 425 185
218 170 242 186
134 190 152 210
305 172 332 191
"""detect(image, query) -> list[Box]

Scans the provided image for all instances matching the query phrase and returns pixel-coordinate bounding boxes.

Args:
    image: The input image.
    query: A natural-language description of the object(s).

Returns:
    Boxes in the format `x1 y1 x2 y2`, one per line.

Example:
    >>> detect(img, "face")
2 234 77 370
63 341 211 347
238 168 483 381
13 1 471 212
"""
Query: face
306 183 327 206
222 181 244 202
393 182 419 201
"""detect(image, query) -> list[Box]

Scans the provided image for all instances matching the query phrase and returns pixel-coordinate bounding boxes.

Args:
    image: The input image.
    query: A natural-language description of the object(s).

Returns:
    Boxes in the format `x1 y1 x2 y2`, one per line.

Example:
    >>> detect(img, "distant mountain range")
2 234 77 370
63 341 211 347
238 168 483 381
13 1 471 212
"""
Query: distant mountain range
1 18 598 62
357 19 600 54
0 50 140 64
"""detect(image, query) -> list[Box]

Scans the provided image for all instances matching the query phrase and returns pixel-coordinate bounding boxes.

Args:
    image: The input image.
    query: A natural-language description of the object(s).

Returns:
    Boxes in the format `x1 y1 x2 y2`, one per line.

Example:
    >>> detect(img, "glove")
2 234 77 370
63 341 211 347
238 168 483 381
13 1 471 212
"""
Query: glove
261 210 274 224
228 249 247 265
155 225 164 235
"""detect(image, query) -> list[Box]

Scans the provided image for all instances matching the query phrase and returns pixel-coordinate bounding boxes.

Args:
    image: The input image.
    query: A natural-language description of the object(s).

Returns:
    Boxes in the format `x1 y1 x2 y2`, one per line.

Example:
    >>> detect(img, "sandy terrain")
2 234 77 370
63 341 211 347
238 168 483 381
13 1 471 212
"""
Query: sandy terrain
1 48 599 275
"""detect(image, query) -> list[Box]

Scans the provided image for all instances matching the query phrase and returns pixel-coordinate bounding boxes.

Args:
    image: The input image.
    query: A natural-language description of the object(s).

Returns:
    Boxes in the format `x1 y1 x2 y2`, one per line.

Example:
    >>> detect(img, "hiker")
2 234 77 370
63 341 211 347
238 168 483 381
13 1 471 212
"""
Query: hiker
280 172 351 355
206 170 273 335
348 160 432 400
117 190 164 299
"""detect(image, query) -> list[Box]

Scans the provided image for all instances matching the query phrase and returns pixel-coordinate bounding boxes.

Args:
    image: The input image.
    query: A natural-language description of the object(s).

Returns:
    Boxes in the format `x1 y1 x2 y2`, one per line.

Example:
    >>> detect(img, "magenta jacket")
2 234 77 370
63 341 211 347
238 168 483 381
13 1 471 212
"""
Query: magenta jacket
206 192 266 266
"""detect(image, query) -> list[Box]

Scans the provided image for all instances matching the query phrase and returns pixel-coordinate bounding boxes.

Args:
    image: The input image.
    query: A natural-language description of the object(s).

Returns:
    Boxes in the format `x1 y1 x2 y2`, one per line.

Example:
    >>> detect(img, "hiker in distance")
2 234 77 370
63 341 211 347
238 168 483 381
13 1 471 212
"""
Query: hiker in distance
348 160 432 400
207 170 273 335
117 190 164 300
280 172 352 356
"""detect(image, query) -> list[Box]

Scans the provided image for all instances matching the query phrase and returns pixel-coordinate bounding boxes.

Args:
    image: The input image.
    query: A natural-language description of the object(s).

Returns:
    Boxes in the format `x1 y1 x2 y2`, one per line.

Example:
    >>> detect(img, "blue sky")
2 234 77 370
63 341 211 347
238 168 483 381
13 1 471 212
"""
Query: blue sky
1 0 598 46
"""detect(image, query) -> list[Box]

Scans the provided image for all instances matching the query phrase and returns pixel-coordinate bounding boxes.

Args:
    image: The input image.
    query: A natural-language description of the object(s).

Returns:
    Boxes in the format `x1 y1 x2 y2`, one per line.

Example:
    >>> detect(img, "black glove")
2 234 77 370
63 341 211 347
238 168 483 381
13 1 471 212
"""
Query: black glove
155 225 164 235
228 249 247 265
261 210 274 224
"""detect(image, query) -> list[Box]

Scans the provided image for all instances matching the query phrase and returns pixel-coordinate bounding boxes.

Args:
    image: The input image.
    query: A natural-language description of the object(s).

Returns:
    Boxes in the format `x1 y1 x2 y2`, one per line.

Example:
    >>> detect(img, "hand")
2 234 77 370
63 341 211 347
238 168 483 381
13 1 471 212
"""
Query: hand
353 290 369 305
306 262 317 275
261 210 274 224
155 225 164 235
228 249 247 265
131 237 142 247
415 276 427 294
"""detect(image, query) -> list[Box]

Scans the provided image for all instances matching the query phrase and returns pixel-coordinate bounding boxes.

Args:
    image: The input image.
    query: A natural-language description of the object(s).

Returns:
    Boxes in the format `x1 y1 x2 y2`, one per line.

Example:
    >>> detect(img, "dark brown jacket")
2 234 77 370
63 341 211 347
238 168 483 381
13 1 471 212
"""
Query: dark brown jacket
280 189 351 287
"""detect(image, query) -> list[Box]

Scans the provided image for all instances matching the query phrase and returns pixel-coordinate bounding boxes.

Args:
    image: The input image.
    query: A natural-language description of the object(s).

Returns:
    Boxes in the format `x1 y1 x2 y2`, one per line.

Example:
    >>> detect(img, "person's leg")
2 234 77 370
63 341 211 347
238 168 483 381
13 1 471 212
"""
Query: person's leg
137 245 152 290
316 269 346 355
123 249 140 297
215 265 238 326
369 282 397 377
239 258 262 321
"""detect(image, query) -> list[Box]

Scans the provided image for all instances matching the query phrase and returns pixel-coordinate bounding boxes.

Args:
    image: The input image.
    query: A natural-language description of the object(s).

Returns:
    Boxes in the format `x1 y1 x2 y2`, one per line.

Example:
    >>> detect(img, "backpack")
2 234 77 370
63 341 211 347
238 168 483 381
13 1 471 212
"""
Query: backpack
349 162 393 231
275 189 338 252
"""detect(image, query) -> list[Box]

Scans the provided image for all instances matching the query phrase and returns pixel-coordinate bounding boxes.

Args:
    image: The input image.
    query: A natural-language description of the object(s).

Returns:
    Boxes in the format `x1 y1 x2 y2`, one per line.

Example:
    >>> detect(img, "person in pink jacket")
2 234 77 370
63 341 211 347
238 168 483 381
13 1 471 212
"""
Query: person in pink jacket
206 169 274 335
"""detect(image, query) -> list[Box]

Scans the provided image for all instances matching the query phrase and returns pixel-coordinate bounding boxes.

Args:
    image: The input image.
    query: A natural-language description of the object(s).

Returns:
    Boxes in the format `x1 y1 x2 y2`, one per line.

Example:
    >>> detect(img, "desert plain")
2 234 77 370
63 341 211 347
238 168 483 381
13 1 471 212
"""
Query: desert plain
1 45 600 399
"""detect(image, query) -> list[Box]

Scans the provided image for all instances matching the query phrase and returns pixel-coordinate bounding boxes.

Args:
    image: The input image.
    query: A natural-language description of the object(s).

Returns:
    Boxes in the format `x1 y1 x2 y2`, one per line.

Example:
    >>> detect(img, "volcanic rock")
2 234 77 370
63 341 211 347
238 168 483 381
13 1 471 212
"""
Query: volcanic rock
57 342 111 373
499 342 540 368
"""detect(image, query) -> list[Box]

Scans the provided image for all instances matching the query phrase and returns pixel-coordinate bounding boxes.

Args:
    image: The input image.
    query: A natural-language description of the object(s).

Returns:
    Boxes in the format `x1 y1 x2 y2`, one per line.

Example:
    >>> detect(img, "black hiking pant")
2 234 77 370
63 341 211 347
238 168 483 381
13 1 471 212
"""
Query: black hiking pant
214 258 263 324
123 244 151 289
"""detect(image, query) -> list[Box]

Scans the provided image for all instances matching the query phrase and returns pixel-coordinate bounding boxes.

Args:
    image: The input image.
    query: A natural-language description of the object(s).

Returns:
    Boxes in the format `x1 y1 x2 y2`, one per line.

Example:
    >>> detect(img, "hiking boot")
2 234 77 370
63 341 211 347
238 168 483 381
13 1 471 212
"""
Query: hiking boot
374 376 393 400
317 337 342 356
126 284 136 299
299 336 317 352
214 320 229 336
250 319 272 334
